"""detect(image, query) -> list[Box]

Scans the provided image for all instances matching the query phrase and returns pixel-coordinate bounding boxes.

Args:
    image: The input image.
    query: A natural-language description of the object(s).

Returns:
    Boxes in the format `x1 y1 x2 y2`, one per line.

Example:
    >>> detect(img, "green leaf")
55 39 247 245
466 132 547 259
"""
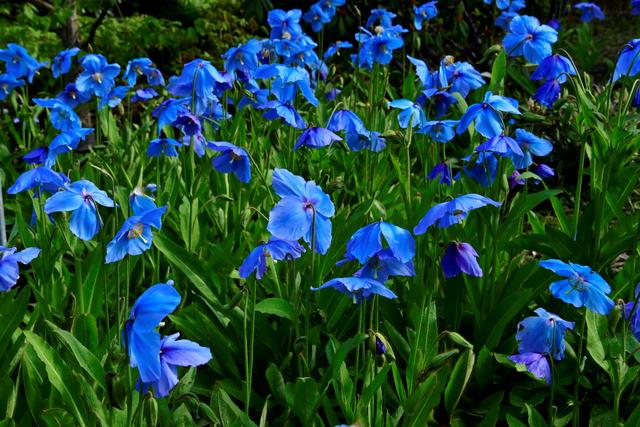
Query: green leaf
255 298 294 321
357 365 391 413
444 349 475 414
489 51 507 93
0 288 30 350
291 378 318 425
265 364 287 404
586 310 608 372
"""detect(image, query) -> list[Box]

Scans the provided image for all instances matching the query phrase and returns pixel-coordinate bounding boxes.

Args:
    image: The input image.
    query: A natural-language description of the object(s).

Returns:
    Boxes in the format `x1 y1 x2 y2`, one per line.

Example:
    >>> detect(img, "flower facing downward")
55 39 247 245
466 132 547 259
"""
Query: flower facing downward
344 221 415 264
414 193 501 234
515 308 574 360
239 238 305 279
105 206 168 264
208 141 251 183
311 276 397 303
0 246 41 292
441 242 483 278
508 352 551 384
294 127 342 150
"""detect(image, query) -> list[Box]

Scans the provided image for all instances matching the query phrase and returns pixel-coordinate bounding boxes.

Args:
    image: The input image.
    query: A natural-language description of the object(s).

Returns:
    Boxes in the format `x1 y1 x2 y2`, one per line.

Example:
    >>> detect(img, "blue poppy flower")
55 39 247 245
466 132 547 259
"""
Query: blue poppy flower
446 62 485 98
295 127 342 150
44 179 114 241
268 9 303 39
495 12 518 31
130 185 157 216
153 98 189 132
547 18 561 30
348 248 415 282
267 168 335 254
456 91 521 138
366 8 397 28
311 276 397 303
75 54 120 98
182 133 209 158
105 206 167 264
532 163 555 182
516 308 574 360
7 167 69 194
317 0 345 17
531 54 576 83
33 98 81 131
207 141 251 183
539 259 615 315
324 41 353 60
0 43 47 83
345 221 415 264
441 242 482 278
345 128 386 152
508 352 551 384
239 238 305 279
46 128 94 167
222 39 261 79
509 171 526 189
460 151 499 187
51 48 80 78
534 78 562 108
140 333 212 398
327 109 365 133
56 83 92 109
0 74 25 100
476 134 524 157
99 86 130 109
633 0 640 15
510 129 553 169
353 28 405 69
167 59 225 115
407 55 436 88
503 15 558 64
427 162 454 185
484 0 522 10
633 87 640 108
23 147 48 165
624 284 640 340
255 64 319 107
418 120 458 143
418 88 458 117
147 137 181 157
144 67 165 86
326 87 341 100
413 1 438 30
0 246 40 291
122 58 153 86
613 39 640 82
575 3 605 22
414 193 501 234
303 4 331 32
124 281 181 383
388 99 427 128
131 87 159 103
174 111 201 137
259 100 307 129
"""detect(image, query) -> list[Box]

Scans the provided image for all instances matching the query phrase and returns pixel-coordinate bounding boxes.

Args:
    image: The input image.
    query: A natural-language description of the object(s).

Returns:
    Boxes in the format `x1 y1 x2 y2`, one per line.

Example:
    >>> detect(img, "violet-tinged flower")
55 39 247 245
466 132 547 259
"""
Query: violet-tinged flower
0 43 47 83
574 3 605 22
633 0 640 15
174 111 201 137
153 98 189 132
534 78 562 108
75 54 120 98
531 54 576 83
457 91 520 138
105 206 167 263
441 242 482 278
539 259 615 315
345 221 415 264
208 141 251 183
56 83 91 109
624 284 640 341
460 151 499 187
351 249 415 282
419 120 458 143
532 163 555 182
345 128 386 152
147 137 181 157
547 18 561 30
508 353 551 384
414 194 501 234
295 127 342 150
23 147 48 165
44 179 114 240
476 134 524 157
267 168 335 254
0 246 41 291
613 39 640 82
7 167 69 194
131 87 159 103
446 62 485 98
239 238 305 279
311 276 397 303
516 308 574 360
259 100 307 129
503 15 558 64
327 109 365 133
509 171 526 189
427 162 453 185
51 48 80 78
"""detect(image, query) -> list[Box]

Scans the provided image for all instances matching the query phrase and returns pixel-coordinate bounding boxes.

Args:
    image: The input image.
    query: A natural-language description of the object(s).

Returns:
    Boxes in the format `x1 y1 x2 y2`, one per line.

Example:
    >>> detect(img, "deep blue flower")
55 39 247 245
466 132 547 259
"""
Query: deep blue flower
267 168 335 254
295 127 342 150
0 43 47 83
46 128 94 167
446 62 485 98
327 109 365 133
56 83 91 109
613 39 640 82
352 249 415 282
153 98 189 132
516 308 574 360
130 184 157 216
7 167 69 194
417 88 458 117
99 86 130 109
531 54 576 83
484 0 523 10
147 137 182 157
441 242 482 278
131 87 159 103
268 9 303 39
259 100 307 129
413 1 438 30
510 129 553 169
303 4 331 32
508 352 551 384
140 333 212 398
144 67 165 86
353 28 405 69
239 238 305 279
167 59 226 115
575 3 605 22
255 64 318 106
174 111 202 137
457 91 520 138
388 99 427 128
460 151 499 187
33 98 81 131
326 87 341 100
476 134 524 157
23 147 48 165
633 87 640 108
0 74 25 100
366 8 397 28
532 163 555 181
311 276 397 303
633 0 640 15
122 58 153 86
503 15 558 64
427 162 453 185
414 193 501 234
534 78 562 108
75 54 120 98
105 206 167 263
509 171 526 189
624 284 640 341
182 133 208 158
547 18 561 30
222 39 261 79
539 259 615 315
495 12 518 31
345 221 415 264
418 120 458 143
324 41 353 59
124 281 180 384
208 141 251 183
51 48 80 78
345 128 386 152
0 246 40 291
44 179 115 240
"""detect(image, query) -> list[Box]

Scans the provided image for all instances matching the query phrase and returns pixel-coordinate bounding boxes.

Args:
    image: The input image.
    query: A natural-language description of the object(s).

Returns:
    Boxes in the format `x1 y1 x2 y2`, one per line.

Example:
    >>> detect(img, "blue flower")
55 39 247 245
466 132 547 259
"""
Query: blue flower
613 39 640 82
441 242 482 278
456 91 520 138
0 43 47 83
624 284 640 341
99 86 130 109
33 98 81 131
167 59 225 115
148 137 182 157
413 1 438 30
7 167 69 194
222 39 261 79
268 9 303 39
295 127 342 150
461 151 499 187
388 99 427 128
575 3 605 22
539 259 615 315
353 28 405 69
633 0 640 15
0 74 25 100
122 58 152 86
633 87 640 108
239 238 305 279
255 64 318 106
140 333 212 398
345 221 415 264
508 352 551 384
510 129 553 169
327 109 365 133
75 54 121 98
345 128 386 152
476 134 524 157
23 147 48 165
44 180 115 240
46 128 94 167
531 54 576 83
174 111 202 137
414 193 501 234
446 62 485 98
267 168 335 254
311 276 397 303
324 41 353 60
419 120 458 143
153 98 189 132
534 78 562 108
182 133 208 158
427 162 453 185
547 18 561 30
303 4 331 32
124 281 181 383
131 87 159 103
56 83 91 109
259 100 307 129
129 184 157 216
0 246 41 291
495 12 518 31
105 206 167 264
366 8 397 28
516 308 574 360
208 141 251 183
51 48 80 78
503 15 558 64
532 163 555 182
343 249 415 283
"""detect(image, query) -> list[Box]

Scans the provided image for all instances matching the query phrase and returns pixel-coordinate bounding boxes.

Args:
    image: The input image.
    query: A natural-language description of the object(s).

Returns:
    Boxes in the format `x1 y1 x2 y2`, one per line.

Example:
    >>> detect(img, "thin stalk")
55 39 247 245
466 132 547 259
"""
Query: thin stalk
572 315 587 427
305 209 317 375
353 303 365 410
0 176 6 246
573 142 587 240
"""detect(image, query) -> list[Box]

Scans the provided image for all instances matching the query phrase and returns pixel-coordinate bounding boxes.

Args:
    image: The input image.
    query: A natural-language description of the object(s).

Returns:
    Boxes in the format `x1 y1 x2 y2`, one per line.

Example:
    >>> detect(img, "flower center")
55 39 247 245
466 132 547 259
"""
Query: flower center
127 222 145 240
91 72 103 84
569 275 586 291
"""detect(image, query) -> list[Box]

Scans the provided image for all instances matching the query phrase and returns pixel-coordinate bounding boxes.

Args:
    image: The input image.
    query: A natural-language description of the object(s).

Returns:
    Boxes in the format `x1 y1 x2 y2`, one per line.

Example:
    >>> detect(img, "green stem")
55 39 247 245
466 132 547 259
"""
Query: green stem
572 314 587 427
573 142 587 240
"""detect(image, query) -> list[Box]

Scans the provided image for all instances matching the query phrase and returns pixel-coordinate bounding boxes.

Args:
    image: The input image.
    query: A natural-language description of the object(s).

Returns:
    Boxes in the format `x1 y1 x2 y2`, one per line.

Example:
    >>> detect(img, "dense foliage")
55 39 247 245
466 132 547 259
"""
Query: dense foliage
2 0 640 426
